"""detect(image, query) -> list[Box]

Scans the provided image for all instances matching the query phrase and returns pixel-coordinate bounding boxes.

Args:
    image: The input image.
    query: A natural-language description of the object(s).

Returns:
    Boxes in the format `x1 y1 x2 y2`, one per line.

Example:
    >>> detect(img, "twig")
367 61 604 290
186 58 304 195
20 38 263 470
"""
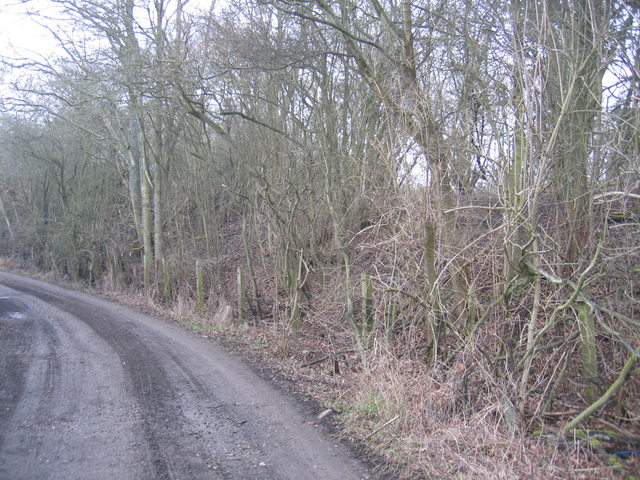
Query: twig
593 191 640 201
365 415 399 439
537 410 580 417
595 418 639 439
300 349 356 368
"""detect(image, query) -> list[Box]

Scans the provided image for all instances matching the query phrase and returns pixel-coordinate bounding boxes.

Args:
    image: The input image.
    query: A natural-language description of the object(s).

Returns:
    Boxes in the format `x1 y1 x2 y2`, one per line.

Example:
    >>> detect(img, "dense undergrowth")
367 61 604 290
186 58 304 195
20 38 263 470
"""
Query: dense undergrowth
2 190 638 479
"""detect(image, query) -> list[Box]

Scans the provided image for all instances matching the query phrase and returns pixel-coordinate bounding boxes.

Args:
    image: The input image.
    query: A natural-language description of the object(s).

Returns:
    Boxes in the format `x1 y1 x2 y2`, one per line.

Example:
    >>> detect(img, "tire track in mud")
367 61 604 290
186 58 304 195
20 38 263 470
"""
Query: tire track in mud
0 301 29 433
0 273 373 480
2 286 224 480
0 296 60 434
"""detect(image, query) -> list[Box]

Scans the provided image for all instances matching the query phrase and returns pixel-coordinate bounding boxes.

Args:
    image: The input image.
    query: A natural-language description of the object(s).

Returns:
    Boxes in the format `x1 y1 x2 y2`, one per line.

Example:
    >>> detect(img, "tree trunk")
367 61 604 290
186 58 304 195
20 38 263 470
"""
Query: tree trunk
141 148 154 288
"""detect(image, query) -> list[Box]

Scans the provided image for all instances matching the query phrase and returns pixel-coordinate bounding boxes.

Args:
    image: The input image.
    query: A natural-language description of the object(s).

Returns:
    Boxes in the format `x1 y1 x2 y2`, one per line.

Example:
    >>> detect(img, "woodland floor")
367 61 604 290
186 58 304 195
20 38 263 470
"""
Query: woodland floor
2 259 639 480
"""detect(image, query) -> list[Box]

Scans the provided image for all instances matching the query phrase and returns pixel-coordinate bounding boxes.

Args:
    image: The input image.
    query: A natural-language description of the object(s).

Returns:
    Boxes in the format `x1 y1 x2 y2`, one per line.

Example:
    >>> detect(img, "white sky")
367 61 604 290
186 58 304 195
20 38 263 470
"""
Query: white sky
0 0 629 111
0 0 61 60
0 0 218 62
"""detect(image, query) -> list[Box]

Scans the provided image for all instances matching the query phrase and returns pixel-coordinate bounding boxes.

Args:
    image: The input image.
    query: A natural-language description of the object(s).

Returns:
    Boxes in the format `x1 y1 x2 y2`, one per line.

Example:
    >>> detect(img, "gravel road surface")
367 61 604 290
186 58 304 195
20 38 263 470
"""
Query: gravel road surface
0 272 371 480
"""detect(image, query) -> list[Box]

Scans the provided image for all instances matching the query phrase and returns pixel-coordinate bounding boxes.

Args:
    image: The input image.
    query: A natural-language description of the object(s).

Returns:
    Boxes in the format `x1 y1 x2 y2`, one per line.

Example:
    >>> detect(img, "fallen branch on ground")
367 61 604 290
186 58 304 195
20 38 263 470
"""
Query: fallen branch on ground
365 415 399 440
563 346 639 432
300 349 356 368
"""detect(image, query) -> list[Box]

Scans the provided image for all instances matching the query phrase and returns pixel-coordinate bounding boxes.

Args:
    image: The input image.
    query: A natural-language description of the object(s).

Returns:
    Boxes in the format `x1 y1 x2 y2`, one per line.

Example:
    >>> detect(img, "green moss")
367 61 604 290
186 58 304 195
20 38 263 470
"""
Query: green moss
607 455 624 468
570 428 589 439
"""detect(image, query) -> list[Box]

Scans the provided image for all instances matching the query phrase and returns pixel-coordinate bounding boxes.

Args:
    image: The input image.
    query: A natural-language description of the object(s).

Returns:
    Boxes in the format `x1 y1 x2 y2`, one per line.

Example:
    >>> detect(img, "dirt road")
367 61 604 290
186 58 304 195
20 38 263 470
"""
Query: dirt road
0 272 372 480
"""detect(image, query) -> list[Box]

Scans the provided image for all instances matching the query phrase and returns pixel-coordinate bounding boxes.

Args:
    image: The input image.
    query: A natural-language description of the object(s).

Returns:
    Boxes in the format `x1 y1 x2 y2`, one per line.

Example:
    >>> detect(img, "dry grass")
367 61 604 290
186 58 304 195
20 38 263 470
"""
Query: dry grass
332 350 628 479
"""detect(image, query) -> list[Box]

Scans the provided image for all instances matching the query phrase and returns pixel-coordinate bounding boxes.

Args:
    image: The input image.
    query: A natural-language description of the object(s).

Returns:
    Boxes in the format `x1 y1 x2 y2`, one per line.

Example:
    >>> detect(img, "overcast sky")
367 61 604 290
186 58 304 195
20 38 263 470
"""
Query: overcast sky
0 0 217 63
0 0 61 60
